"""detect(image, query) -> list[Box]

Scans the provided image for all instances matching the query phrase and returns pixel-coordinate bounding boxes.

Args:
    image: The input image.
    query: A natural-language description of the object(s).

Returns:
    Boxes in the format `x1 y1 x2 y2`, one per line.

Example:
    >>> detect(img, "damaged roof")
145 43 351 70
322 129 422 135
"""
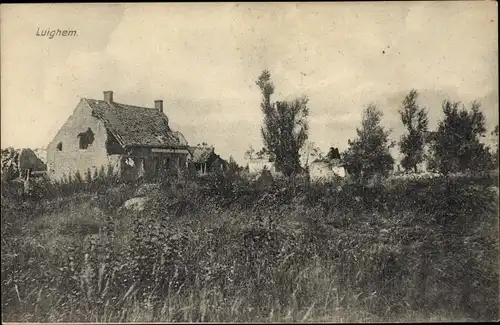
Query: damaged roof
188 146 215 164
84 98 188 149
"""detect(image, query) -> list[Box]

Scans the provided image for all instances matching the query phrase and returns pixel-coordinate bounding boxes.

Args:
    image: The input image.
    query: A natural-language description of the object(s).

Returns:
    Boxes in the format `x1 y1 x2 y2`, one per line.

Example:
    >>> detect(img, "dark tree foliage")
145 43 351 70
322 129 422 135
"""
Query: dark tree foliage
429 100 492 174
255 147 273 160
227 156 242 174
342 104 395 181
256 70 309 177
492 125 499 167
244 146 274 161
327 147 341 160
398 90 429 173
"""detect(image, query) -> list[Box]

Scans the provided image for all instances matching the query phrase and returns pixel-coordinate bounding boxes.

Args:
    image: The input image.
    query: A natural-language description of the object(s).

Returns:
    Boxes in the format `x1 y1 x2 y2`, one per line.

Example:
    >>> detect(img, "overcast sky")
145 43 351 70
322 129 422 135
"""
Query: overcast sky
1 2 498 164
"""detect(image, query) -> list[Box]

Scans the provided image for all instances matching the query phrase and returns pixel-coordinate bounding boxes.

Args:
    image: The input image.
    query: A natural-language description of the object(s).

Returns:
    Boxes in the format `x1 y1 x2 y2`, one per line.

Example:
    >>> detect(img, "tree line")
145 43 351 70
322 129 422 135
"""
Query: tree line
251 70 499 181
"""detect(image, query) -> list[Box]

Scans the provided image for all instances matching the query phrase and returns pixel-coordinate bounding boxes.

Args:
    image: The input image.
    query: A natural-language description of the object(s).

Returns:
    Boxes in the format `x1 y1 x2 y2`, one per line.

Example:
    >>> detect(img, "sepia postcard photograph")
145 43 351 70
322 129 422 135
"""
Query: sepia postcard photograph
1 2 498 323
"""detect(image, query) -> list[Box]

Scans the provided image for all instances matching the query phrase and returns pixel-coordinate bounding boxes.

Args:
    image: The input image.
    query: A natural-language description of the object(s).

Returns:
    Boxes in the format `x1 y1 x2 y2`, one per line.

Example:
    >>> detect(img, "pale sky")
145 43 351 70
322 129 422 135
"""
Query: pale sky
1 2 498 164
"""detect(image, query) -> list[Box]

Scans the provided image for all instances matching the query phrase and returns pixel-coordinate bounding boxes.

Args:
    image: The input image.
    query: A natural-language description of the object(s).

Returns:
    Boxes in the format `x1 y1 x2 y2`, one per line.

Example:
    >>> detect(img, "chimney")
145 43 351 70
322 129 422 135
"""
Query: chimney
154 100 163 113
103 91 113 103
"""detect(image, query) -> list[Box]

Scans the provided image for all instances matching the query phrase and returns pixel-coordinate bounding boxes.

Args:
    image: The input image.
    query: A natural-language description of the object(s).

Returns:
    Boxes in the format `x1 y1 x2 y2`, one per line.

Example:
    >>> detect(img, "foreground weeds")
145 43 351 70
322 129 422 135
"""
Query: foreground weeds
1 172 498 322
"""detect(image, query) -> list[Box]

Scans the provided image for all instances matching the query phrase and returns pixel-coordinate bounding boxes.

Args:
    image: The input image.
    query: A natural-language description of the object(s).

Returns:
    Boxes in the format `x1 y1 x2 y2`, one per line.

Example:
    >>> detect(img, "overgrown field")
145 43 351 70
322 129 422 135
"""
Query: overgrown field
1 172 499 322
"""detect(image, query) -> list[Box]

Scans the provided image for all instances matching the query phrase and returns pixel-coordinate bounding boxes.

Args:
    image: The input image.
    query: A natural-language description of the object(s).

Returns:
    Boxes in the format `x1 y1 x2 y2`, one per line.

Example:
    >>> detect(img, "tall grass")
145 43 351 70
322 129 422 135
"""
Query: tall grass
1 170 498 322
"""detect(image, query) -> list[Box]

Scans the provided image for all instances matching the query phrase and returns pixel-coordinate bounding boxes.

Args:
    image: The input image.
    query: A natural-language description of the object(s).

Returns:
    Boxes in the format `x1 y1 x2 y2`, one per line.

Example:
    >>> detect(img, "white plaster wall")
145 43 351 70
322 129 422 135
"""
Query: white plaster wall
46 99 121 181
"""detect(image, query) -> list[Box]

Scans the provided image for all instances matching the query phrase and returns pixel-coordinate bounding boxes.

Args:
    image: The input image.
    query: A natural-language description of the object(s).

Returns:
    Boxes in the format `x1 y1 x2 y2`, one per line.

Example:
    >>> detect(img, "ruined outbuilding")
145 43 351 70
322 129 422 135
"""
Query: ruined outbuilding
1 147 47 181
309 146 345 181
187 146 228 176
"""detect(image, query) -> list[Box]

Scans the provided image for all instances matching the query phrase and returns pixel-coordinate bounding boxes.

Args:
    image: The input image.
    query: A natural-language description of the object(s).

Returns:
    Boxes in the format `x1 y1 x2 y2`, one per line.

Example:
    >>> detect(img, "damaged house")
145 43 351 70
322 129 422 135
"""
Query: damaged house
187 146 228 176
308 147 346 181
46 91 189 182
309 158 346 180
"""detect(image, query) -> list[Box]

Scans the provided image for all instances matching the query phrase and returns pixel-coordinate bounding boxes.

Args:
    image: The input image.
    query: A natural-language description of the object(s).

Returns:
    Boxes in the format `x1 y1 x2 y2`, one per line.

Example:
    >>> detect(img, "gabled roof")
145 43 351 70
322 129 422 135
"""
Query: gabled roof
83 98 188 149
188 146 214 164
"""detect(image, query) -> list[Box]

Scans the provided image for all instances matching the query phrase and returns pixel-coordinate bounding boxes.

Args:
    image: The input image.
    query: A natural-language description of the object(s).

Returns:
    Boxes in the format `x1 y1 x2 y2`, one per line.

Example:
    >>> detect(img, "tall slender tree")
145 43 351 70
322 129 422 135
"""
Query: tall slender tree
256 70 309 177
398 90 429 173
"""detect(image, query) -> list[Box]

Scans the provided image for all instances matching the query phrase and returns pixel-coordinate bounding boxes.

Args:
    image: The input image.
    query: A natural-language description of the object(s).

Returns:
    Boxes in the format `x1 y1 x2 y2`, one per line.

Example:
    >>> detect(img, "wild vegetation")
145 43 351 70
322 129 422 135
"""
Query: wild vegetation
1 169 498 322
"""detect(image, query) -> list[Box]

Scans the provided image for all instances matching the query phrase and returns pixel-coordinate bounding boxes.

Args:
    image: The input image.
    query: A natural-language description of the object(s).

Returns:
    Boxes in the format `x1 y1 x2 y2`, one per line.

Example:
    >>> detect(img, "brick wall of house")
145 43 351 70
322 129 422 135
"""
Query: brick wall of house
46 99 121 181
